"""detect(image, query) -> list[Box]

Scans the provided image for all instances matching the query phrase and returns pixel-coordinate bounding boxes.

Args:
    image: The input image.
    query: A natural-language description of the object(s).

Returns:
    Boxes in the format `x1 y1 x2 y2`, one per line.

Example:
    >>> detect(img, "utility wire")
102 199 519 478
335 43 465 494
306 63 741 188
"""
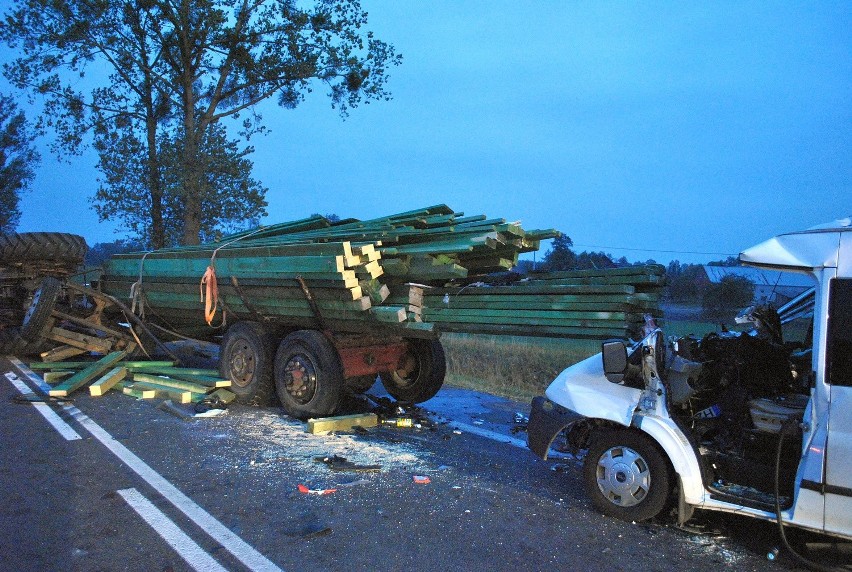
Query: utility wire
571 244 738 257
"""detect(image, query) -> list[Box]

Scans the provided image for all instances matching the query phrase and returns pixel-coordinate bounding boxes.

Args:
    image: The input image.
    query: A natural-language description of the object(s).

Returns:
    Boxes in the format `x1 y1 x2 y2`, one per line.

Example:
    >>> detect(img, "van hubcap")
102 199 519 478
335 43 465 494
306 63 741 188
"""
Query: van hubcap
595 445 651 507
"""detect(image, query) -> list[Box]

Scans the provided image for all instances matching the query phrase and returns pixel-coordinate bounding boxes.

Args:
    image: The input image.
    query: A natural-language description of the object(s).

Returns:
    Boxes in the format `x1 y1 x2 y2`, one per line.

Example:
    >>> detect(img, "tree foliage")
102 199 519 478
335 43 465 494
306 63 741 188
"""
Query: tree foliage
539 234 576 271
0 94 39 233
92 120 267 247
702 274 755 322
665 260 706 302
540 234 623 271
84 239 143 267
1 0 401 246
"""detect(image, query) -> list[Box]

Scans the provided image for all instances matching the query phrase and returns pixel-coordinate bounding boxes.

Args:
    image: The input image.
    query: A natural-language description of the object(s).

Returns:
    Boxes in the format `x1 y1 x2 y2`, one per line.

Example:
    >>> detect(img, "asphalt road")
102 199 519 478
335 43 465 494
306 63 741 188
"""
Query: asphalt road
0 355 845 572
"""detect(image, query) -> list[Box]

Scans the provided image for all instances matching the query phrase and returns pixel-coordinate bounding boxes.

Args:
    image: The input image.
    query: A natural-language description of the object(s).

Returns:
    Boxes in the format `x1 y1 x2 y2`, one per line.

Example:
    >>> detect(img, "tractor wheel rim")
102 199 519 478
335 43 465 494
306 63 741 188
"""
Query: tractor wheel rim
22 288 42 325
284 354 317 405
595 445 651 507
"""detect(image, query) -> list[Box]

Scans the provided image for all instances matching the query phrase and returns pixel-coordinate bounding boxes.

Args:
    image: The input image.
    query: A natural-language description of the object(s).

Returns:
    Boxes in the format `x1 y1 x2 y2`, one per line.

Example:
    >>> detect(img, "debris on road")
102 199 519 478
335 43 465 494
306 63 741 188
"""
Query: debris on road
314 455 381 472
48 350 128 397
297 484 338 496
379 416 414 428
336 479 372 488
157 399 228 421
285 523 333 539
511 412 529 434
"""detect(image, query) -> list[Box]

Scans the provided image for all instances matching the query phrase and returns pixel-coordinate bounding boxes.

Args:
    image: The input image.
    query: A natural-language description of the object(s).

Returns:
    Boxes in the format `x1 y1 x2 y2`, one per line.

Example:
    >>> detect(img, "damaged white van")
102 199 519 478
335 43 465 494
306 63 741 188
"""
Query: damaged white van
528 218 852 541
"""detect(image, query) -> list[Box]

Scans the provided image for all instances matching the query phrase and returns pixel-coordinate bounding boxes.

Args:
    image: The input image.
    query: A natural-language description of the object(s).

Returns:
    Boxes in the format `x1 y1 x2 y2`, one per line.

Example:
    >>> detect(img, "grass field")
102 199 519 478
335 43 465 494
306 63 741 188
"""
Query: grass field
441 315 724 402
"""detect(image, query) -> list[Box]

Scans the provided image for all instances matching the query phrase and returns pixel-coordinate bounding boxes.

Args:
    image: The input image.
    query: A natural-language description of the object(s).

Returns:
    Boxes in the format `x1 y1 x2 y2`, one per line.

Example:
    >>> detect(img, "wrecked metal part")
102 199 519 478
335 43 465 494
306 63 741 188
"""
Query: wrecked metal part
527 396 585 460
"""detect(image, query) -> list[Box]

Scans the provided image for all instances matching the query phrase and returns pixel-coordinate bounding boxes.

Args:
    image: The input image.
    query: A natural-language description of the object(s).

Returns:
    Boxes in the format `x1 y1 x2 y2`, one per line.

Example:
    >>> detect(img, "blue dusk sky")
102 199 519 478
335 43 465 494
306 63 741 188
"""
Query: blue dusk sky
2 1 850 264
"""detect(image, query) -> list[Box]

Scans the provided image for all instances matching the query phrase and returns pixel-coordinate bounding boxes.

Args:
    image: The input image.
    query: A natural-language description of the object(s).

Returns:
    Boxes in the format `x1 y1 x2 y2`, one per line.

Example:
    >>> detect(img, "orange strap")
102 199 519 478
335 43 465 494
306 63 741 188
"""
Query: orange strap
200 265 219 326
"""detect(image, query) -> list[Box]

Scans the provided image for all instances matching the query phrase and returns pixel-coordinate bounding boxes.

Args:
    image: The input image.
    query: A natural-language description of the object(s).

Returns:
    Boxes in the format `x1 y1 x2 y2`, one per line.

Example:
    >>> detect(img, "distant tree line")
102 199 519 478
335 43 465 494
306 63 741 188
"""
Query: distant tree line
521 234 754 321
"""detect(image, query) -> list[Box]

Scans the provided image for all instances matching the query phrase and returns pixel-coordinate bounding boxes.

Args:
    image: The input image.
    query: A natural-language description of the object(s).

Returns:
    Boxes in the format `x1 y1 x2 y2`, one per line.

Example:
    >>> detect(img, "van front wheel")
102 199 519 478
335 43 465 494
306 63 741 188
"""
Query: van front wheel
583 429 671 522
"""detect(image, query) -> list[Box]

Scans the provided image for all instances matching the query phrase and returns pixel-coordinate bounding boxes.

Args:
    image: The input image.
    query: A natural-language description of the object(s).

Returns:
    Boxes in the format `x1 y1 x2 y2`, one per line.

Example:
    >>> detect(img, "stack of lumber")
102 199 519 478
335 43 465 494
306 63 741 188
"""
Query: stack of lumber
421 265 665 339
99 205 559 339
30 356 236 404
145 205 559 282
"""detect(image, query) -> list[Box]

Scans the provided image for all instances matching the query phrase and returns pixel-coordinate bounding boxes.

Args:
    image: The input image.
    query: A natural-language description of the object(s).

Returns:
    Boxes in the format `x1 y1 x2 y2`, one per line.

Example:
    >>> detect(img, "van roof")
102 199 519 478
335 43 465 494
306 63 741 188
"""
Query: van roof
739 217 851 271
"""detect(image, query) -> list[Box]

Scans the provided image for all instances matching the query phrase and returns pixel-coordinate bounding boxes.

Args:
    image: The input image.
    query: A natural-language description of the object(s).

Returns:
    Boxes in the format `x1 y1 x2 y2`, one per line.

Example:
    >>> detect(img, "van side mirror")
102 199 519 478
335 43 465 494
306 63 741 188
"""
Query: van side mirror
602 340 628 383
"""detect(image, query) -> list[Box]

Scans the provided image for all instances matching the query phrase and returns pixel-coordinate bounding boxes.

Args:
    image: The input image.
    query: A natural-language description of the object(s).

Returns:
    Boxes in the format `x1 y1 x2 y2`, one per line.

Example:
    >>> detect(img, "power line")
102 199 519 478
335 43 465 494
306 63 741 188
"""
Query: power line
571 244 737 257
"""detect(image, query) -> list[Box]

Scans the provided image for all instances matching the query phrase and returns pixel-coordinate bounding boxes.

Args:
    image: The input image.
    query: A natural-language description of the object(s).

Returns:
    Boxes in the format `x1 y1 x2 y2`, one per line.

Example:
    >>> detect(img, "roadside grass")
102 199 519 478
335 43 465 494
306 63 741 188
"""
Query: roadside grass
441 333 601 403
441 317 722 402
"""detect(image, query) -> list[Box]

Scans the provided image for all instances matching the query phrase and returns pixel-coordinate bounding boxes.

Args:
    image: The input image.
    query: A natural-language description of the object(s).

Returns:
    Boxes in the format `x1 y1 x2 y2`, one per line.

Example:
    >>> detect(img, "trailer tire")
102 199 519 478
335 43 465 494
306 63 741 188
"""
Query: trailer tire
583 428 672 522
219 321 276 406
379 338 445 403
0 232 88 266
274 330 343 419
20 276 61 341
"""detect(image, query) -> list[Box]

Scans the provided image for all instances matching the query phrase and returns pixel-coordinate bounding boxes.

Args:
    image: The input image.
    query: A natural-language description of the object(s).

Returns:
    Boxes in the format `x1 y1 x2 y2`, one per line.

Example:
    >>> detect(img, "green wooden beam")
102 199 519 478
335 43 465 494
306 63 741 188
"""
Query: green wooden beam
49 351 127 397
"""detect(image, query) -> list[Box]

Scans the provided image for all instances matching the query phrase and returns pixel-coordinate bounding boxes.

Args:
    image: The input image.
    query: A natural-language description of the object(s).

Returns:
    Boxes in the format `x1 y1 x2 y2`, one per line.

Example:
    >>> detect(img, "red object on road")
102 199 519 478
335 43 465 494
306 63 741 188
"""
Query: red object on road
298 484 337 495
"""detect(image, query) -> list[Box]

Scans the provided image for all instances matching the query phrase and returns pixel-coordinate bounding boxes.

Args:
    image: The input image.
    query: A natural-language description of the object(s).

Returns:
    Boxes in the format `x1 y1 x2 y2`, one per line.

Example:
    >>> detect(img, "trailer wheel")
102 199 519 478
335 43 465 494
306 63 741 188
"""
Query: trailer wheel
20 276 61 341
274 330 343 419
379 338 445 403
219 321 276 405
583 429 672 522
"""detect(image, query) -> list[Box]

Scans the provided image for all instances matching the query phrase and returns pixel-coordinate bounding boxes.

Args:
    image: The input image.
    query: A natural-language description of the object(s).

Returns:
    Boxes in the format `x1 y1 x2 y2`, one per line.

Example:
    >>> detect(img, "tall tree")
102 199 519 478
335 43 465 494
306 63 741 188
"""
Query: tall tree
540 234 576 271
2 1 175 245
0 94 39 233
1 0 400 245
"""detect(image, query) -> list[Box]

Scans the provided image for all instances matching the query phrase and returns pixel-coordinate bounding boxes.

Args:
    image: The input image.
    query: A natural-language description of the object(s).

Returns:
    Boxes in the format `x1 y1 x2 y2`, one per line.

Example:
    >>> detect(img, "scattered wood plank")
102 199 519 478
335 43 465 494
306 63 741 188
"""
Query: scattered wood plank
118 381 157 399
207 388 237 404
43 371 73 384
47 327 113 353
129 380 194 404
131 373 211 395
89 367 128 396
306 413 379 434
49 351 127 397
39 345 87 362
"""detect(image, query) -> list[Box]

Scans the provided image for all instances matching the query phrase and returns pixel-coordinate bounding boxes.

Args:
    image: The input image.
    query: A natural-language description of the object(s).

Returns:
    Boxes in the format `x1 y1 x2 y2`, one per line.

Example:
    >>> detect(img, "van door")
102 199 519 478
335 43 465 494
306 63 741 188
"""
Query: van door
824 278 852 537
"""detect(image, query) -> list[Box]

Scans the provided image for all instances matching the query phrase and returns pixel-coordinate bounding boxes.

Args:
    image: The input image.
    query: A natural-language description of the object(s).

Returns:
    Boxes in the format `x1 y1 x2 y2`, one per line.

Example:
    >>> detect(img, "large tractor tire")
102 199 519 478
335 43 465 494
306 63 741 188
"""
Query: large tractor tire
0 232 88 267
274 330 343 419
379 338 446 403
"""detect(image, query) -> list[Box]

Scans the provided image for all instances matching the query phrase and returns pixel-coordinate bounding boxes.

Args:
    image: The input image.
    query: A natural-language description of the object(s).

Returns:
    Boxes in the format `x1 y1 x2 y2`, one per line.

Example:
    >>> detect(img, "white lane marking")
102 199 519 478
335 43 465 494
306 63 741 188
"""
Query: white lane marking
450 420 529 449
4 371 82 441
118 488 229 572
449 420 574 460
11 358 283 572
